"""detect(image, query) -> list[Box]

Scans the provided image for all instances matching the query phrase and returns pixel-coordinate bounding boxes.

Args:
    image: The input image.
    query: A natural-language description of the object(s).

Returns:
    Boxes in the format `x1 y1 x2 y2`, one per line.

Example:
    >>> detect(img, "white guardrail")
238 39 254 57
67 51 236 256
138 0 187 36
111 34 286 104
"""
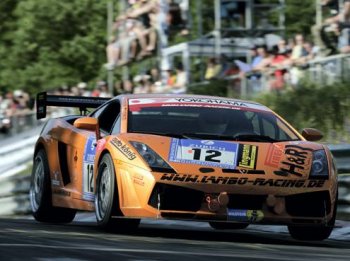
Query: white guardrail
0 130 350 218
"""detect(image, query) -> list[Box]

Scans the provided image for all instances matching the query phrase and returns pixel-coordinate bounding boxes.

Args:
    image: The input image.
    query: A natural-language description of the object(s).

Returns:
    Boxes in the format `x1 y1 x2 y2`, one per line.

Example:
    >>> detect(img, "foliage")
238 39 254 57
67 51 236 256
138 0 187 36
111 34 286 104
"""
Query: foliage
284 0 316 38
0 0 111 95
188 79 228 97
0 0 341 98
191 79 350 142
255 80 350 142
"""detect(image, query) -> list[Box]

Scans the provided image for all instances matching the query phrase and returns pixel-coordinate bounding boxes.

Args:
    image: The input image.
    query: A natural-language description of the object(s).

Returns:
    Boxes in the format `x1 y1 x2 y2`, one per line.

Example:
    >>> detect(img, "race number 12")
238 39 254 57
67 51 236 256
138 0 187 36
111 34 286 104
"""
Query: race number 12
192 148 221 162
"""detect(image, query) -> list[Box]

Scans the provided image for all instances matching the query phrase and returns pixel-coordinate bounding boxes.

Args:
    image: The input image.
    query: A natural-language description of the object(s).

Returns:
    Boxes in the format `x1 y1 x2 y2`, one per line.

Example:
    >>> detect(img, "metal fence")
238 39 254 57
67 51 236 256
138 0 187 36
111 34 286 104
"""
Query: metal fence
235 53 350 98
10 112 38 134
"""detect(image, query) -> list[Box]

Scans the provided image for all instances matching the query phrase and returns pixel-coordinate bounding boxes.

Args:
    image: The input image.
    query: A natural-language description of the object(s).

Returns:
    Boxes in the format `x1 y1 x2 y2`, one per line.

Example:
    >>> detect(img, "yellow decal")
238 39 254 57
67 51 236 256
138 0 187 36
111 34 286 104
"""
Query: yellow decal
238 144 257 169
246 210 264 222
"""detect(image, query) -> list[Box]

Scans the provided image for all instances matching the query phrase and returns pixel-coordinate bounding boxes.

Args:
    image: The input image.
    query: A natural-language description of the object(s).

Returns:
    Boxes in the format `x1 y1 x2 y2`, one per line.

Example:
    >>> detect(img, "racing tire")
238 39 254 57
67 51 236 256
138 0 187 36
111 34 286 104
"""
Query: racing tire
29 149 76 223
288 195 337 241
95 153 140 232
209 222 249 230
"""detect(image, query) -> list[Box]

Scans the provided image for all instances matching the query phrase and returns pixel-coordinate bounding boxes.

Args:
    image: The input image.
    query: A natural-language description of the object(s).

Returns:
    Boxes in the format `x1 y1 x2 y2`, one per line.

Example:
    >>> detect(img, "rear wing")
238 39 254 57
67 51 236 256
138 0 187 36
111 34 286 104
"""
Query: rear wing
36 92 111 119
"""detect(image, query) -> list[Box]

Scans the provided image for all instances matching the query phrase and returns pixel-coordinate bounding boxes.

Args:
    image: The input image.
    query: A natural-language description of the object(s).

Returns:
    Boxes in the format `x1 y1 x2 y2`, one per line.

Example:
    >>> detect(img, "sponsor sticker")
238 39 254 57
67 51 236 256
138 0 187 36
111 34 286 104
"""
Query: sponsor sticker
169 139 239 169
280 145 312 177
51 171 60 186
110 137 136 160
96 139 106 152
246 210 264 222
82 135 96 201
227 209 248 222
227 209 264 222
237 144 258 169
265 144 284 168
128 98 270 112
160 174 326 188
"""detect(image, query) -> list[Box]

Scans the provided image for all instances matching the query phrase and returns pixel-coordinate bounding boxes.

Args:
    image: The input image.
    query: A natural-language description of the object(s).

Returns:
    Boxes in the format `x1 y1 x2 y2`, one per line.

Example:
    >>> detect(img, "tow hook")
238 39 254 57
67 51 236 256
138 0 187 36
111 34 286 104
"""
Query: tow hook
206 192 229 212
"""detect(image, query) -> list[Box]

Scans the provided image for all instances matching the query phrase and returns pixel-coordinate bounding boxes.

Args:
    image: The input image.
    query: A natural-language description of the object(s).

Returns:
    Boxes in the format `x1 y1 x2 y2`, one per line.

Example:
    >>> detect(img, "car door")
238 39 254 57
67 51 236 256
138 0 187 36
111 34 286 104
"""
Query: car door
79 100 121 202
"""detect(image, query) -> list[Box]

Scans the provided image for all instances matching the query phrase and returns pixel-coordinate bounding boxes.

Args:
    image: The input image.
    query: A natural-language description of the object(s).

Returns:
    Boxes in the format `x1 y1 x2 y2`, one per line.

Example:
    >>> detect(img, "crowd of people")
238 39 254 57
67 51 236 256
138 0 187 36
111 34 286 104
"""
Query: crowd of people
105 0 350 95
228 34 319 92
205 0 350 93
115 62 188 94
3 0 349 114
105 0 188 70
0 90 32 118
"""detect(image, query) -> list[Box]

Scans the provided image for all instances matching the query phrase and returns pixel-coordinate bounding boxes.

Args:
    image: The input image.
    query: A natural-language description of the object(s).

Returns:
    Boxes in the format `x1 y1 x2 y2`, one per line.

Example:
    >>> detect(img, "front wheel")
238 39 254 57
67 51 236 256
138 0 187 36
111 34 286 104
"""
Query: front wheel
288 197 337 241
29 149 76 223
95 153 140 231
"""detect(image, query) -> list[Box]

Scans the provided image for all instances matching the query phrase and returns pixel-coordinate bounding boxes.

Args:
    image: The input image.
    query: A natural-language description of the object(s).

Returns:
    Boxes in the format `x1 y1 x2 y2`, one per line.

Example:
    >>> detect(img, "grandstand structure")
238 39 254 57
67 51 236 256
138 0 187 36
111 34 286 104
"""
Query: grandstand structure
107 0 286 90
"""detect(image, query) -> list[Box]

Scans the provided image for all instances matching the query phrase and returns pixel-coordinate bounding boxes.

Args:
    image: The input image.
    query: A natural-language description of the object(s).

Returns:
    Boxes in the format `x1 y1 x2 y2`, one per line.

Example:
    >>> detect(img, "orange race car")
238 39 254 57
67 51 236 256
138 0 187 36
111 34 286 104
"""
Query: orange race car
30 93 338 241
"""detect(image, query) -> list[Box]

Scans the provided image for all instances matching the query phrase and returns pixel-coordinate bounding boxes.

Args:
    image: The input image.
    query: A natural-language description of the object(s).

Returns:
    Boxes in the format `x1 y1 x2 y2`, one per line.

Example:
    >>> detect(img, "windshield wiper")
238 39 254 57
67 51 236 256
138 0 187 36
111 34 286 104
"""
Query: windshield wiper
233 134 277 142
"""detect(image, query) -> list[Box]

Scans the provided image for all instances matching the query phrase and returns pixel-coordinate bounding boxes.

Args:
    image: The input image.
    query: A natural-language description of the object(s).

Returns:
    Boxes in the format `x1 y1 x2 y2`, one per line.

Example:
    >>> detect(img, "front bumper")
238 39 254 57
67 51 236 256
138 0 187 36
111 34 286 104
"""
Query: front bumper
147 181 334 226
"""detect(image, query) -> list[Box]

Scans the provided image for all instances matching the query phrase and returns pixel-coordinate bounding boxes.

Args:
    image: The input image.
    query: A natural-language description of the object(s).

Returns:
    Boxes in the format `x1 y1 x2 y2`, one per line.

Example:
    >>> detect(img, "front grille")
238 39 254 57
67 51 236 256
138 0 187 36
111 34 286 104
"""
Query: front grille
285 191 331 217
148 183 204 212
227 194 266 209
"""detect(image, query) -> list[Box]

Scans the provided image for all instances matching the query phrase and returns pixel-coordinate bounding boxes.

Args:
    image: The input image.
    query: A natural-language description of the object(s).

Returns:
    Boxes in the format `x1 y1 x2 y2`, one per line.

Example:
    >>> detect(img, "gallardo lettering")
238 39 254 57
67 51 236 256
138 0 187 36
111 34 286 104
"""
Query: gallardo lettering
160 174 325 188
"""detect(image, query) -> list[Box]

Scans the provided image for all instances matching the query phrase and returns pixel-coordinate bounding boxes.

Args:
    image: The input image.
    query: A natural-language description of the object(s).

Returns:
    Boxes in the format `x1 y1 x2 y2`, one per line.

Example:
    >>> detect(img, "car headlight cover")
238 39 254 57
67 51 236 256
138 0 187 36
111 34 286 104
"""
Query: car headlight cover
130 141 174 171
310 150 329 179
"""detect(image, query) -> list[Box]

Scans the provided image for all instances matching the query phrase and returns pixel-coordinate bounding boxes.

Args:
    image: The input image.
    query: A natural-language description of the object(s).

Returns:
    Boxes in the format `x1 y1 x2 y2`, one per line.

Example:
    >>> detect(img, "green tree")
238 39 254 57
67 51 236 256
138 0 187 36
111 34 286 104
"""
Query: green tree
284 0 316 38
0 0 110 94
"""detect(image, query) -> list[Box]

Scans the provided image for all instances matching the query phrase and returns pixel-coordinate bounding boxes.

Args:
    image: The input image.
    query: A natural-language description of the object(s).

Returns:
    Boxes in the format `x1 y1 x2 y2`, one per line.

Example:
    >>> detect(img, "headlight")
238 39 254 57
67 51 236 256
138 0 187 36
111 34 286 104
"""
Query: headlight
130 141 175 173
309 150 329 179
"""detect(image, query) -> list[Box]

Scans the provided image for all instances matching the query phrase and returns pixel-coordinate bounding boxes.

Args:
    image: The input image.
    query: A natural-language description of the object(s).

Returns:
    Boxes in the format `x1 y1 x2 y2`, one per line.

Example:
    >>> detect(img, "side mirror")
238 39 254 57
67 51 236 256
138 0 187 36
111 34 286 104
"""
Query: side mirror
74 117 100 139
301 128 323 141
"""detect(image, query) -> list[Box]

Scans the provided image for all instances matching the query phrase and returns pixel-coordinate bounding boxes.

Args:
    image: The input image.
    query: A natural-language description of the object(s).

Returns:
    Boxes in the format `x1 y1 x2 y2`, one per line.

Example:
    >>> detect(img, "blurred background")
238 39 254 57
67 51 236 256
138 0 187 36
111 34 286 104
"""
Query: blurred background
0 0 350 219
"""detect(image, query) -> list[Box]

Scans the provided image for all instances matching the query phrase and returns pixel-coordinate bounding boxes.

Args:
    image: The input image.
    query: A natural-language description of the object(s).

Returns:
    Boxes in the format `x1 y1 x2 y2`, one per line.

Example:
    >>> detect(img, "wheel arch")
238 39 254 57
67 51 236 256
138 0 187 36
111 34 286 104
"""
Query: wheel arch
33 139 47 159
95 149 121 195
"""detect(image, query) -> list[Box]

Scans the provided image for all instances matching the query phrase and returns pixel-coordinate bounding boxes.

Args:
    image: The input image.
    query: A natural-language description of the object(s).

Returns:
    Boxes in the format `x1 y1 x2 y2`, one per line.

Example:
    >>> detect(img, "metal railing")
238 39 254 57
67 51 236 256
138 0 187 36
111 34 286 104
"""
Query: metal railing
228 53 350 98
9 112 38 135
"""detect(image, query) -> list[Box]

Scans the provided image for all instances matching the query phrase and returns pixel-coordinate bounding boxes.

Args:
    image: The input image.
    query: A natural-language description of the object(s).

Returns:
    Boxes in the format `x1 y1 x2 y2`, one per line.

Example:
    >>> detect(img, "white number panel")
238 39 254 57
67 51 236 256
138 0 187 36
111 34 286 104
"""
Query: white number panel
169 139 239 169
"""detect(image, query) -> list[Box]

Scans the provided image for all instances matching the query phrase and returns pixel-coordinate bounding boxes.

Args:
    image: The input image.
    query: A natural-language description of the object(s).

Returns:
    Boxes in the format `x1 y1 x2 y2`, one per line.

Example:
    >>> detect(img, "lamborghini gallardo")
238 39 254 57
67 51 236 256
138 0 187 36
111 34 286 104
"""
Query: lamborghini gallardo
30 93 338 240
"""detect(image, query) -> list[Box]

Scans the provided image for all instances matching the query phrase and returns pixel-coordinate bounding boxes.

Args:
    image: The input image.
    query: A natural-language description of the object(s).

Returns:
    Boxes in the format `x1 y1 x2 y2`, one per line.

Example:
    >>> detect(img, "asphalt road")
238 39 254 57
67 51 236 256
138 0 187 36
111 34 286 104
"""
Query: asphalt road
1 217 350 261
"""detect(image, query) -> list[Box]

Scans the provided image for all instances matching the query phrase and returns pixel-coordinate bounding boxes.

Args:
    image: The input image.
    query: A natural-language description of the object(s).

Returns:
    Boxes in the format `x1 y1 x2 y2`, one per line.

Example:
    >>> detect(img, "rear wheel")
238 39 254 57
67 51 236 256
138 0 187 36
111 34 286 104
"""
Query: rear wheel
288 196 337 241
95 153 140 231
29 149 76 223
209 222 249 230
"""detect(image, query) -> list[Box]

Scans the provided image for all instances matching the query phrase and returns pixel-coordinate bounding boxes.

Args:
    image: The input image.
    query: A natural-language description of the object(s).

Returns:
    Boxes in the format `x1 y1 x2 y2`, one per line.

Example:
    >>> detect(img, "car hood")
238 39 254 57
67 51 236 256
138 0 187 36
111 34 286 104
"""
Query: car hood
116 133 325 179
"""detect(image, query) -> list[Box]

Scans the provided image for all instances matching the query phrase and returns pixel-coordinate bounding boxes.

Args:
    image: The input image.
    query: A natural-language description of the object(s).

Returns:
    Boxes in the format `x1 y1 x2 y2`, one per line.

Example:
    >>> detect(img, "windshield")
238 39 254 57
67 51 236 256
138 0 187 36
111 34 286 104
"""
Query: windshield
127 98 300 142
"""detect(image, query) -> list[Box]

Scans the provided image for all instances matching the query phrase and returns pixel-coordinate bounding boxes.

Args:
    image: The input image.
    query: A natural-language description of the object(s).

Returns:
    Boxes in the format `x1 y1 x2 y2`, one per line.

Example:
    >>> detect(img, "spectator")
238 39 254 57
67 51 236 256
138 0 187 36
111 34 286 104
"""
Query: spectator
268 45 289 91
312 0 350 56
133 75 148 94
284 34 308 86
169 62 187 94
127 0 160 52
77 82 91 96
234 45 270 77
205 57 222 80
125 79 135 94
289 34 307 64
97 81 112 98
164 69 176 88
251 45 272 72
